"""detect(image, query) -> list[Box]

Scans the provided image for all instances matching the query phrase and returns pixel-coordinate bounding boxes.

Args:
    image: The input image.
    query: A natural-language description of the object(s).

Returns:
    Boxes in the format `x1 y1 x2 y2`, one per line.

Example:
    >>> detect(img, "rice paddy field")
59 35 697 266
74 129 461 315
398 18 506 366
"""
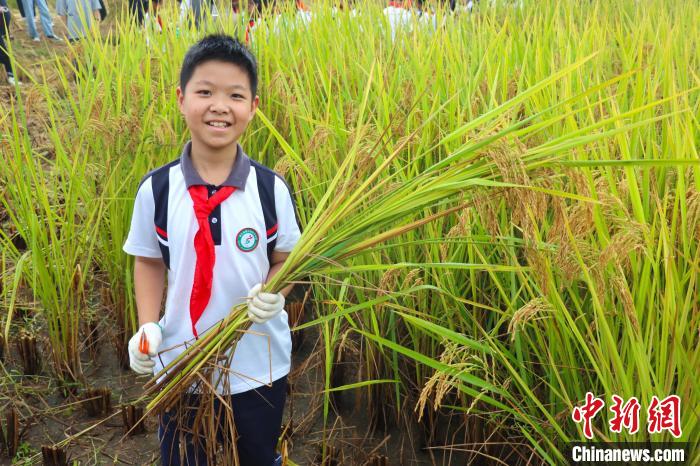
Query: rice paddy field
0 0 698 464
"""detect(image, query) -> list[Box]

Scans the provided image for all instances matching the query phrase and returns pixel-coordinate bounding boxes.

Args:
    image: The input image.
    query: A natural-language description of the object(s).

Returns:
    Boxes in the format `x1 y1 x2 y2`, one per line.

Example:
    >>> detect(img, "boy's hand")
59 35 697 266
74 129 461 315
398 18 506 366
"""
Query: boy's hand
128 322 162 374
247 284 285 324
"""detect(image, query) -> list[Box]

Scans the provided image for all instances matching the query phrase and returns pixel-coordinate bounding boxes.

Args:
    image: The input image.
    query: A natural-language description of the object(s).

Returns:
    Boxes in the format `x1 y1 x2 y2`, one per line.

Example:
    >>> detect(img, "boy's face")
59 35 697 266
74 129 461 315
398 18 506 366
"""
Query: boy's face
177 60 259 154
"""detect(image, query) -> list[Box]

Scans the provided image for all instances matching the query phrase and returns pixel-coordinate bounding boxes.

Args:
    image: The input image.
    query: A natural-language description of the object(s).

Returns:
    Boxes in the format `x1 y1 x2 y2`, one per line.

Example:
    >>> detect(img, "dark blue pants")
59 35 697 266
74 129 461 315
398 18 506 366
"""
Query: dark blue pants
1 0 12 75
159 376 287 466
0 35 10 76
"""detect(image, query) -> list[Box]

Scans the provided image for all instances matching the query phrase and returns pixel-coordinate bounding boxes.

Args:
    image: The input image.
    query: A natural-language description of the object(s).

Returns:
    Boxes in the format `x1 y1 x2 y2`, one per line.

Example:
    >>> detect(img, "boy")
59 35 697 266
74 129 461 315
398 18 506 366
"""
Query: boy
123 34 301 466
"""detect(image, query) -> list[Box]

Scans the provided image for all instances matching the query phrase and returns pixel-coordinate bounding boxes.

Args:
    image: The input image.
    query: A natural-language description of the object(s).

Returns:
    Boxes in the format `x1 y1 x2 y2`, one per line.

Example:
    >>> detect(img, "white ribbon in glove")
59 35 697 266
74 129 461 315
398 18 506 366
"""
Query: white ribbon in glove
128 322 162 375
247 283 285 324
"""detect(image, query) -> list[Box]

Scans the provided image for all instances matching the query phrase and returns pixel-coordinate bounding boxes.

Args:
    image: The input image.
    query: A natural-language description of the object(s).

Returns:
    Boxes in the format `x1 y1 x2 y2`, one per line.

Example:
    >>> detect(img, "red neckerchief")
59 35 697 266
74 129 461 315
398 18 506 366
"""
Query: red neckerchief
188 185 236 338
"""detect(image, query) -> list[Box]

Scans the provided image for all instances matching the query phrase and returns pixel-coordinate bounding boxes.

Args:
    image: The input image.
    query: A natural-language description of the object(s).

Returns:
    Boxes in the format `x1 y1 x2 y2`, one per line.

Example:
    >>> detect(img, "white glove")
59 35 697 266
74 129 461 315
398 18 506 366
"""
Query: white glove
247 283 285 324
128 322 162 375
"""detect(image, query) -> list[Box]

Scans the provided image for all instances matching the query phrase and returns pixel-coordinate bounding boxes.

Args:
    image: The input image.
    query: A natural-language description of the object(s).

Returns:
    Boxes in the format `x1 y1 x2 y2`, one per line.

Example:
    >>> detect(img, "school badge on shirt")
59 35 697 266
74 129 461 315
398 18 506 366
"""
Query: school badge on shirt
236 228 259 252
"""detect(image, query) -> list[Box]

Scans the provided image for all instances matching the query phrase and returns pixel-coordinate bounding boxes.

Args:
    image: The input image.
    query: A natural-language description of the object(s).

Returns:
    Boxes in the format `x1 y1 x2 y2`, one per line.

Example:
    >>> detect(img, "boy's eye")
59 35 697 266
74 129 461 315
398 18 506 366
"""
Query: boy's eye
197 90 211 96
232 94 244 99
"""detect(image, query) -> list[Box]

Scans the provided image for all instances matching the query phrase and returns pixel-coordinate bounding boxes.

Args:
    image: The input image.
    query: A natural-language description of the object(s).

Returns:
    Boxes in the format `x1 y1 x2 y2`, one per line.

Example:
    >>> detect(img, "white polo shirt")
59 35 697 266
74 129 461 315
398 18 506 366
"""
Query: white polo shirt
123 142 301 394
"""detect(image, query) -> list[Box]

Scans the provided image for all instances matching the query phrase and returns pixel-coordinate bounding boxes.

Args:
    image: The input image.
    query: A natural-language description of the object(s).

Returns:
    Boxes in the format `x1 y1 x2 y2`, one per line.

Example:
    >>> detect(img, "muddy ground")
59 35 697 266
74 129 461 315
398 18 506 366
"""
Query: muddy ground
0 314 450 465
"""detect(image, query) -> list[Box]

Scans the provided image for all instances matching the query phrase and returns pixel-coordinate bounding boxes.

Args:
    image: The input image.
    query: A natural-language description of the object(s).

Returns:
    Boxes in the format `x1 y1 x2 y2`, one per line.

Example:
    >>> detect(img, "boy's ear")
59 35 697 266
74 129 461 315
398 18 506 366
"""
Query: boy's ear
249 95 260 120
176 86 185 113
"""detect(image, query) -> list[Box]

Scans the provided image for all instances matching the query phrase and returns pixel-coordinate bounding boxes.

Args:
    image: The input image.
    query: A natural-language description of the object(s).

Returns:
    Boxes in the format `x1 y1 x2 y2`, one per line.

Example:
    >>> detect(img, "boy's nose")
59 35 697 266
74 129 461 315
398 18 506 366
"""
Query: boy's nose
209 99 230 113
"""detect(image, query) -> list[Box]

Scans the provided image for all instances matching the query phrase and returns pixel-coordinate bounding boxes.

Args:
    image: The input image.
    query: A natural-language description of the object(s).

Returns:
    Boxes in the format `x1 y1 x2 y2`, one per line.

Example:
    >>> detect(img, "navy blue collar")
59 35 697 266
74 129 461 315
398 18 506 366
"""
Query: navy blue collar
180 141 250 190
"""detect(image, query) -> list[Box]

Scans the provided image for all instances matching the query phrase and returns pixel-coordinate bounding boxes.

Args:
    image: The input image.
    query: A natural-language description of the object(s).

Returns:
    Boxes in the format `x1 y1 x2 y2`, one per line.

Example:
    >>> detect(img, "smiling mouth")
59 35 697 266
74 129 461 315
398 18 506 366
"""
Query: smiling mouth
207 121 231 128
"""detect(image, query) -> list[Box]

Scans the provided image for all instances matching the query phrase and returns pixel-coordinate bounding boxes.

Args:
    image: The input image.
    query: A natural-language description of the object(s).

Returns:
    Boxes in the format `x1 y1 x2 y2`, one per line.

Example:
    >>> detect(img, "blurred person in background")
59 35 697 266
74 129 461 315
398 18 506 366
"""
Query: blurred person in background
97 0 106 20
129 0 147 25
180 0 218 27
56 0 101 42
143 0 164 45
21 0 62 41
0 0 19 85
15 0 32 20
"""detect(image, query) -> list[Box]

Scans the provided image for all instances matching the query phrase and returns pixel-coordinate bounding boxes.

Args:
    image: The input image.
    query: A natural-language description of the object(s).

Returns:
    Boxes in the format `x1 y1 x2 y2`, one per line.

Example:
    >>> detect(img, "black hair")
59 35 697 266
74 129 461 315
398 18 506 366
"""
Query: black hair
180 34 258 97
